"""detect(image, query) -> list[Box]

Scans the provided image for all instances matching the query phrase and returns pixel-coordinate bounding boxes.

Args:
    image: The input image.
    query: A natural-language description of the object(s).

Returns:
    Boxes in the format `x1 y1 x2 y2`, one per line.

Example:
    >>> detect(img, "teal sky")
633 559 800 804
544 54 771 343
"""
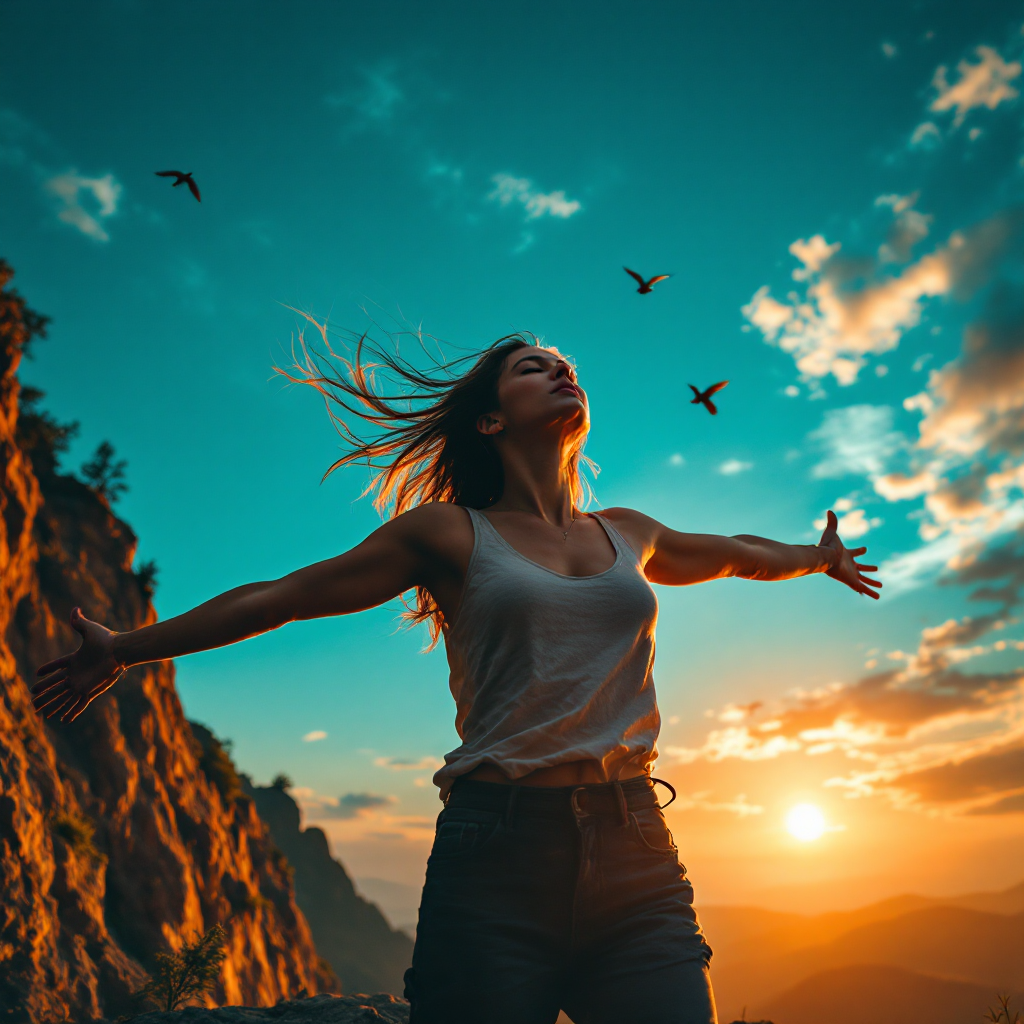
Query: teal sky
4 1 1023 902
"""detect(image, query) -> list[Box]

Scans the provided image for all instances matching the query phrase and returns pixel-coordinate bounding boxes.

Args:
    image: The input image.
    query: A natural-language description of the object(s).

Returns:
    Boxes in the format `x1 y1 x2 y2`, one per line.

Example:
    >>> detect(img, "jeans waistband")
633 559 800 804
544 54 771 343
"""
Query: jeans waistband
446 775 668 819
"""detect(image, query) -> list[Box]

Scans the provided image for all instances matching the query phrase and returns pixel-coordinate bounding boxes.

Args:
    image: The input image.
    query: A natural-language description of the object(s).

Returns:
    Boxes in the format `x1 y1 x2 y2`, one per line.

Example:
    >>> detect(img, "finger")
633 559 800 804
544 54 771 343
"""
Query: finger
861 576 883 588
43 692 75 719
818 510 838 545
70 606 90 636
854 563 878 572
34 687 73 714
62 697 89 723
849 546 867 556
36 654 73 676
31 670 68 696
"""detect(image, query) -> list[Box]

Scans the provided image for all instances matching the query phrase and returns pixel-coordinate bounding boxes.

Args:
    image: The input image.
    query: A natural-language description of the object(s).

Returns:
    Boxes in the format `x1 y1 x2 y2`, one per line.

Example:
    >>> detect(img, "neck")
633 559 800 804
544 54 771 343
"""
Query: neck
489 431 576 527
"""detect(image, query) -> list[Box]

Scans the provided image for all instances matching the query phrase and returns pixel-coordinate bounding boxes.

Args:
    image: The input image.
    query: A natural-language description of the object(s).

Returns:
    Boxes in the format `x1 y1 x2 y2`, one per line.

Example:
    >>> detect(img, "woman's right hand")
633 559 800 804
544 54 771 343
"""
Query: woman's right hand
31 607 127 722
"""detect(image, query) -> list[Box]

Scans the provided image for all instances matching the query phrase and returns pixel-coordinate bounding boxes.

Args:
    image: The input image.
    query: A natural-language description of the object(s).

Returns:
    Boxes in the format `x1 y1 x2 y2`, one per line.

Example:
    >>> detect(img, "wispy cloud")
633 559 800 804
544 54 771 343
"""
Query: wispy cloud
743 205 1021 387
665 613 1024 817
325 63 406 131
374 755 443 771
487 174 582 221
45 171 122 242
718 459 752 476
302 730 328 742
809 405 905 479
930 45 1021 128
291 787 398 820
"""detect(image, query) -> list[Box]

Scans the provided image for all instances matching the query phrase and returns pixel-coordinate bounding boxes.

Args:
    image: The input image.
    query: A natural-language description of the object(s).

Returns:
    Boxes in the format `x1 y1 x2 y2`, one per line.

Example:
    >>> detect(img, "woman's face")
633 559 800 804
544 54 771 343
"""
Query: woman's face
491 346 589 437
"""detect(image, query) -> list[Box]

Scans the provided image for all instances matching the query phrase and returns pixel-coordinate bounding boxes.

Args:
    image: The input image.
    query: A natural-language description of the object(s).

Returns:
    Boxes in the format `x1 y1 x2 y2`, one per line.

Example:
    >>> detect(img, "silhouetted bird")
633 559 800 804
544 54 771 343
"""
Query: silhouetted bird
155 170 201 202
689 380 729 415
624 267 670 293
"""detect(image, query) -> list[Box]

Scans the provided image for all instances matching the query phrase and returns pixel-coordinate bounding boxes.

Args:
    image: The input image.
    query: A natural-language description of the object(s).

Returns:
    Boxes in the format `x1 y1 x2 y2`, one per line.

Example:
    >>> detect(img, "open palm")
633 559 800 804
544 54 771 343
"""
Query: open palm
817 510 883 600
31 606 126 722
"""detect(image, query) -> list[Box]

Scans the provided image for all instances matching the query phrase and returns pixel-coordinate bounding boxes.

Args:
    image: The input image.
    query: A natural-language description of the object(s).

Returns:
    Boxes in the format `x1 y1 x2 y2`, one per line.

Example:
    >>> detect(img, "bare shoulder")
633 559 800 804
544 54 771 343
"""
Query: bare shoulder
385 502 475 564
594 506 664 563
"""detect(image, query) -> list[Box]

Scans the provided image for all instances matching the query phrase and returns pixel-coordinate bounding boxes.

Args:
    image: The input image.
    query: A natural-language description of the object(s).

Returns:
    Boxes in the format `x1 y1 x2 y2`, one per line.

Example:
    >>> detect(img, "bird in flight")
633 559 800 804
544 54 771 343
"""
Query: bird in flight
155 170 201 203
624 267 670 294
688 381 729 415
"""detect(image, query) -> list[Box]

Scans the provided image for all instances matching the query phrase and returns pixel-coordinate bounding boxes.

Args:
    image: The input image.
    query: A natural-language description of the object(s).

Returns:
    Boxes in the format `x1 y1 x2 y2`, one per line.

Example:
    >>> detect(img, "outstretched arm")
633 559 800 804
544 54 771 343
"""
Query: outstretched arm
606 508 881 597
31 504 458 722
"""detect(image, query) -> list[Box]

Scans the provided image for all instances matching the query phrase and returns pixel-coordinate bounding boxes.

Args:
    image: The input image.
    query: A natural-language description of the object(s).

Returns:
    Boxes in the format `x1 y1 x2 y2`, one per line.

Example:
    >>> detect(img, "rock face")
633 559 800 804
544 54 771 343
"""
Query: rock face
129 993 409 1024
248 782 414 997
0 262 338 1022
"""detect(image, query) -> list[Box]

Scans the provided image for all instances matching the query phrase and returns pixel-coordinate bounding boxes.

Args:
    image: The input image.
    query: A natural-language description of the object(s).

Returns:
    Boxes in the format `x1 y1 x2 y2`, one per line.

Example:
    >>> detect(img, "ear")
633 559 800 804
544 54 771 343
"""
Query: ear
477 412 505 436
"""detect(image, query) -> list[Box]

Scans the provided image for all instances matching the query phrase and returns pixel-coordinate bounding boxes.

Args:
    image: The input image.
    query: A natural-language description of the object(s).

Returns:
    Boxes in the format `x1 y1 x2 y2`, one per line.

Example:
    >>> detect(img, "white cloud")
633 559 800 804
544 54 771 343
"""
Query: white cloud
487 173 581 221
743 206 1018 387
809 405 905 479
45 171 121 242
668 453 686 467
789 234 839 279
302 730 328 742
881 42 899 59
325 64 405 128
374 755 443 771
909 121 942 148
930 45 1021 128
874 469 938 501
718 459 752 475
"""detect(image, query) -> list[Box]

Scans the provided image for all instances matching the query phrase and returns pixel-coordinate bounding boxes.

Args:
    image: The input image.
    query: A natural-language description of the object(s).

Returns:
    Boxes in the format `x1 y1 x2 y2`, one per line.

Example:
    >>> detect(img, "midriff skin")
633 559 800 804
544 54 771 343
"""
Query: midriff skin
464 758 649 787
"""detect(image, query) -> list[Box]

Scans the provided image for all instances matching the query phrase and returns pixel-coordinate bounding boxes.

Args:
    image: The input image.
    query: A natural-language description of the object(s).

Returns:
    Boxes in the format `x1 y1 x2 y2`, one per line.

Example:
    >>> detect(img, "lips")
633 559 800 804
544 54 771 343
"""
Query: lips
554 383 582 399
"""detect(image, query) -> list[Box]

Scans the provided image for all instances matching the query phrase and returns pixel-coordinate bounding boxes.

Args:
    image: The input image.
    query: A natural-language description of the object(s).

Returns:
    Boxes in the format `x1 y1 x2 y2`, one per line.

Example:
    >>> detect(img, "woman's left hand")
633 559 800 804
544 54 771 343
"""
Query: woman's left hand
817 510 883 599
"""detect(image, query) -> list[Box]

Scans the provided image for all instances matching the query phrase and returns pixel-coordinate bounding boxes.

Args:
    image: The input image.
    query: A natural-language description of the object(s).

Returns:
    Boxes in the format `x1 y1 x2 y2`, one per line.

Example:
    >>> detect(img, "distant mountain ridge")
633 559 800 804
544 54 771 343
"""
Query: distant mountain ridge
761 964 1023 1024
248 781 413 996
701 879 1024 1023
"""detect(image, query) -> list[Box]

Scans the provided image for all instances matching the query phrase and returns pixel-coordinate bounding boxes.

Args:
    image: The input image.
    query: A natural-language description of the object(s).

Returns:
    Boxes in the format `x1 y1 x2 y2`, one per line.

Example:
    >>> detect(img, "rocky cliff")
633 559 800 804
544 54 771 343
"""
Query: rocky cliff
0 262 338 1022
247 781 414 997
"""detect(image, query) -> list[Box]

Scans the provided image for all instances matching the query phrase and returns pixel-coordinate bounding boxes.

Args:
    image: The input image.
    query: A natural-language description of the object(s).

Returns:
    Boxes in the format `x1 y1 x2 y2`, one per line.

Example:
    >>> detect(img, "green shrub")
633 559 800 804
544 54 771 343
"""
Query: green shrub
189 722 243 805
138 925 227 1012
49 809 103 861
271 772 293 790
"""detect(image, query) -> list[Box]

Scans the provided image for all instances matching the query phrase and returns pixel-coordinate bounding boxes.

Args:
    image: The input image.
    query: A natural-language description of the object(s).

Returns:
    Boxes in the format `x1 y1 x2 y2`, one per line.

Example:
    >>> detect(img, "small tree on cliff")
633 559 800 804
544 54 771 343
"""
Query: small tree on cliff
81 440 128 503
138 925 227 1011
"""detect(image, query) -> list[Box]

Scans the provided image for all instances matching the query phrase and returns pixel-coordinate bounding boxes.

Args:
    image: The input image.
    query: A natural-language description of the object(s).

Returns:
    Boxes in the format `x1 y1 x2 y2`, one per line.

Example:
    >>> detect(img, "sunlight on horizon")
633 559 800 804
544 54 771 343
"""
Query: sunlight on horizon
786 803 827 842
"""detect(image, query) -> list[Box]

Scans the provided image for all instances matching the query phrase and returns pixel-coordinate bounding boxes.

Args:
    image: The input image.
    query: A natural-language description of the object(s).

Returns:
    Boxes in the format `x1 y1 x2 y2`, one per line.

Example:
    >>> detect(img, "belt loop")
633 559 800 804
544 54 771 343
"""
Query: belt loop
651 777 677 809
505 786 520 831
613 780 629 827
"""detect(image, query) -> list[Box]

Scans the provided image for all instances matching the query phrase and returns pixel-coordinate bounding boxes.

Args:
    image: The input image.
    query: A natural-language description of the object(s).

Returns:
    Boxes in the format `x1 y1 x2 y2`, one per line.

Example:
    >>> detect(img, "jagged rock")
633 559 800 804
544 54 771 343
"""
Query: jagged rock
128 993 410 1024
0 262 339 1022
247 782 414 997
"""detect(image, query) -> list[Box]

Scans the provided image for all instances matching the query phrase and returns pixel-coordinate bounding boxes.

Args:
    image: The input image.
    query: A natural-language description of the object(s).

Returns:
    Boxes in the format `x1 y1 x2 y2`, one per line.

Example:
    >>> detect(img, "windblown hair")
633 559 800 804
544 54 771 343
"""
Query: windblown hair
277 313 596 646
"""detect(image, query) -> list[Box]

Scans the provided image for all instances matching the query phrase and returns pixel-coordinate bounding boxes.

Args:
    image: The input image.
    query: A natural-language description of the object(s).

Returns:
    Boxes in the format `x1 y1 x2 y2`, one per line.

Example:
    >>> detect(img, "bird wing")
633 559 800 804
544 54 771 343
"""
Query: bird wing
647 275 671 287
155 170 183 177
705 398 719 415
705 380 729 396
688 384 701 401
623 267 645 286
186 177 201 202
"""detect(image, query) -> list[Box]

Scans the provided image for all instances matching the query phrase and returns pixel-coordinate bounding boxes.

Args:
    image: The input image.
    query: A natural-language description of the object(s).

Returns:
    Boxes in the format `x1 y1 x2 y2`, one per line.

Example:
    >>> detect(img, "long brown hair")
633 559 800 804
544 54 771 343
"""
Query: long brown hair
277 313 597 646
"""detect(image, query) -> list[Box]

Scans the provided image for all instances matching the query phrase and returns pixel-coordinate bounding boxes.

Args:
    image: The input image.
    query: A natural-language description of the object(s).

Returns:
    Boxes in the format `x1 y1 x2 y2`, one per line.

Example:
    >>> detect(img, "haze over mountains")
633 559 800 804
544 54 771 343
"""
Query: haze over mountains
701 880 1024 1024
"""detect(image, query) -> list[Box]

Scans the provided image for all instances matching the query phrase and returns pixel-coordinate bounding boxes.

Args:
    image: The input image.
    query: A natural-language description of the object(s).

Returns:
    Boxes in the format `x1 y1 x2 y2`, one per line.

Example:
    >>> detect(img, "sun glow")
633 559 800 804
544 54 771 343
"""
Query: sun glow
786 803 827 842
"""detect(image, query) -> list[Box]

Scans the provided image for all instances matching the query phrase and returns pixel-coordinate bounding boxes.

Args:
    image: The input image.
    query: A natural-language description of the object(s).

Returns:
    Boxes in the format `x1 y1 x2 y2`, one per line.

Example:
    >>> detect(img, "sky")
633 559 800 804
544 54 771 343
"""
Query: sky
2 0 1023 912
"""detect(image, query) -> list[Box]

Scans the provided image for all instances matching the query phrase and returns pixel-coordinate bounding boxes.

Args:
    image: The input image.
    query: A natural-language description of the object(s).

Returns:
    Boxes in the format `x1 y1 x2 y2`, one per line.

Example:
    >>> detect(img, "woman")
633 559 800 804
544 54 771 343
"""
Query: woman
32 330 880 1024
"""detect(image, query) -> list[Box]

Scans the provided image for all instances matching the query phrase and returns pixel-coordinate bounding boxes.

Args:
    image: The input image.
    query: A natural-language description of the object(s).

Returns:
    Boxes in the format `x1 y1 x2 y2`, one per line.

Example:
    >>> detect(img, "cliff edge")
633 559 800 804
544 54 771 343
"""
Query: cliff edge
0 262 338 1022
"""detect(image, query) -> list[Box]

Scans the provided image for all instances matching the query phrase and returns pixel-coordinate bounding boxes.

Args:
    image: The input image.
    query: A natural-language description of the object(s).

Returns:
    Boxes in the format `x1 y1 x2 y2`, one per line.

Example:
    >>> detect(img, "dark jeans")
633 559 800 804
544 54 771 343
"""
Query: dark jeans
405 776 717 1024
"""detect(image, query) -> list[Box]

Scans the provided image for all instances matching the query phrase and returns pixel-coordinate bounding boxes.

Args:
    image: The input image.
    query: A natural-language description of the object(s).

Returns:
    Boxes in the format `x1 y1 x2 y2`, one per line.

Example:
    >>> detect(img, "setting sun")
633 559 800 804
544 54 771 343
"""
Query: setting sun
786 803 827 842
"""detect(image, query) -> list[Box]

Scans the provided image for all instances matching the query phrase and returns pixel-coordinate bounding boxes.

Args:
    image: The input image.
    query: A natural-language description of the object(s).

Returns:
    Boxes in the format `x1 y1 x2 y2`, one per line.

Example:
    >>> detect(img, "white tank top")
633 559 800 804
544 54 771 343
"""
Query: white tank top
433 507 661 798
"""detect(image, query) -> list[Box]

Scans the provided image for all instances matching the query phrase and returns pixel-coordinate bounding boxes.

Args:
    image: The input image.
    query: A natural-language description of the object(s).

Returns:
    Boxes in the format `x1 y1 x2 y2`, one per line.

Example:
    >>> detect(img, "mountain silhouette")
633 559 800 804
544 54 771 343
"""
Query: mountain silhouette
760 964 1023 1024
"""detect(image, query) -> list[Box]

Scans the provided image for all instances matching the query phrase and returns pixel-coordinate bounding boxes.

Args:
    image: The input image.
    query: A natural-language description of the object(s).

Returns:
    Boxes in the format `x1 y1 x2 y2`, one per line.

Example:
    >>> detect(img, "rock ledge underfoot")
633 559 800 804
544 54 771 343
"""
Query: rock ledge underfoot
128 994 410 1024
